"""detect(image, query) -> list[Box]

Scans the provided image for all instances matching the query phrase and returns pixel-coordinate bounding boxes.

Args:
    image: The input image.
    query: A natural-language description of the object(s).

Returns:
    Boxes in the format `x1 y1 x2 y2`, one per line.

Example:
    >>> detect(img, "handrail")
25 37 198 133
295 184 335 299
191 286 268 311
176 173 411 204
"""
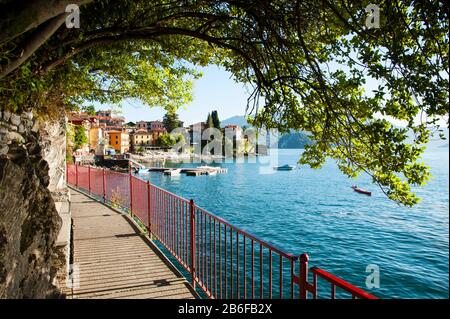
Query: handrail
66 163 377 300
310 267 378 299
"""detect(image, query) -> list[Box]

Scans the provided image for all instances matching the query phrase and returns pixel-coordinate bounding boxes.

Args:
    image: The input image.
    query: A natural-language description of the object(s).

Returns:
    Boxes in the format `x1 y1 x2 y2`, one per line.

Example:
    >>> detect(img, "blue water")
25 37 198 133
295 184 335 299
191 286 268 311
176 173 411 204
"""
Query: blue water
137 146 449 299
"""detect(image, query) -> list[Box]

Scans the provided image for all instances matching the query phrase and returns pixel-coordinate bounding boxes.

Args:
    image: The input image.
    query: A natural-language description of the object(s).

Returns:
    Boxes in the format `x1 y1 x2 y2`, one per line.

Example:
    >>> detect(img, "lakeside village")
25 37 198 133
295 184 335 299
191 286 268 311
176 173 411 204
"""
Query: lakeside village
67 109 264 172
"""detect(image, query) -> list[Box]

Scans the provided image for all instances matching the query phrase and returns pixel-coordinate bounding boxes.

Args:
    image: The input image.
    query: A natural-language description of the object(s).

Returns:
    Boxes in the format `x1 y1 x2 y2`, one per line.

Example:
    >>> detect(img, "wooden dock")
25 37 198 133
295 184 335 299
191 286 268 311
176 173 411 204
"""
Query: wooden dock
67 189 197 299
147 166 228 176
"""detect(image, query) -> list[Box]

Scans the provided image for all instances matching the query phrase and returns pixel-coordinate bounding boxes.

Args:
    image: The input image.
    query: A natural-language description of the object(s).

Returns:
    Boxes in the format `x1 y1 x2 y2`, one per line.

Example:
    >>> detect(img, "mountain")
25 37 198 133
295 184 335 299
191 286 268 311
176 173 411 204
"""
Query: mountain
222 115 311 148
277 131 311 149
221 115 250 128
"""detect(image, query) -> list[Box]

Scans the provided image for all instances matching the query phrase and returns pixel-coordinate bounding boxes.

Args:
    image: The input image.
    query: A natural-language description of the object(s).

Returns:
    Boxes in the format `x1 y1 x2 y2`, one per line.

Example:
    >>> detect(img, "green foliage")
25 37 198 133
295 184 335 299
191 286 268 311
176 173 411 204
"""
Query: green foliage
156 133 176 148
82 105 96 116
157 132 185 147
0 0 448 205
211 110 221 129
163 111 182 133
206 112 214 128
73 125 88 150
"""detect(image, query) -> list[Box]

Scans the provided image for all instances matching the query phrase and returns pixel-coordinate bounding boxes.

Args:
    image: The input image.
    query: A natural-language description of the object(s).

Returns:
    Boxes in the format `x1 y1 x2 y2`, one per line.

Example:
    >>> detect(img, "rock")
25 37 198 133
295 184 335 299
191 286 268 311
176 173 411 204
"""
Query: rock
3 111 10 122
9 113 21 126
0 136 62 298
0 111 66 298
7 132 24 144
0 145 8 156
22 111 33 121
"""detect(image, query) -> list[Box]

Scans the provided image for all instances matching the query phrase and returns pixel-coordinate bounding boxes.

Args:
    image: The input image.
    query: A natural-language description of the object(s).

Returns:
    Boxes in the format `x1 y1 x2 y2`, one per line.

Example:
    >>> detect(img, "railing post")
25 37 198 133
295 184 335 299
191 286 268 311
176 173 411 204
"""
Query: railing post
88 166 91 194
75 164 78 188
189 199 196 288
129 170 133 217
102 168 106 203
147 180 152 238
299 253 309 299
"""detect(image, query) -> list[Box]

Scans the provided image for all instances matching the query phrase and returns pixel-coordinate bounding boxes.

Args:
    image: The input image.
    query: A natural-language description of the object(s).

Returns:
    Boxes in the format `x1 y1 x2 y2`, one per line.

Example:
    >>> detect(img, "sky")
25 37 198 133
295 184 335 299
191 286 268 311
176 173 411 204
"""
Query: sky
94 65 250 125
93 64 447 128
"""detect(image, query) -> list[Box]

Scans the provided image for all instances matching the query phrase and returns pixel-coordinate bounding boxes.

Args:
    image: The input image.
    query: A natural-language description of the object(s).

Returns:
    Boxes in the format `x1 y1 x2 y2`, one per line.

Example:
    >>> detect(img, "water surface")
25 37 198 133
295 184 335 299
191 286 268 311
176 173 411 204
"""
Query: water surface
137 146 449 298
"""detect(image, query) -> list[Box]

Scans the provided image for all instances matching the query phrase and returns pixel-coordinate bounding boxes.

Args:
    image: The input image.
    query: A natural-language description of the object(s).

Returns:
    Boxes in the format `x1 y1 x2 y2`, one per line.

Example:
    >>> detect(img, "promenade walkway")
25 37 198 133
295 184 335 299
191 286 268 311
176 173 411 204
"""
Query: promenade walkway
66 189 196 299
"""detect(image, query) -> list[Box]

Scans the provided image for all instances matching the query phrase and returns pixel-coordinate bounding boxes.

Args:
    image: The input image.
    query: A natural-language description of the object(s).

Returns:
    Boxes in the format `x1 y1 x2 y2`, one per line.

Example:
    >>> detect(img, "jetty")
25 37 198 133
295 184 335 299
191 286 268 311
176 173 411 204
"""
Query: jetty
147 166 228 176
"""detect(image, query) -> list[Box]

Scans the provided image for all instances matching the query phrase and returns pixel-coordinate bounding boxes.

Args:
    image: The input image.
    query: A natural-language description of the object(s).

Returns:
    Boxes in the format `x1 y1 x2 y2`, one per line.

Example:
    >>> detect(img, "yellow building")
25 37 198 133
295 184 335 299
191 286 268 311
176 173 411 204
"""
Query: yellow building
107 130 129 154
132 129 152 147
89 126 104 152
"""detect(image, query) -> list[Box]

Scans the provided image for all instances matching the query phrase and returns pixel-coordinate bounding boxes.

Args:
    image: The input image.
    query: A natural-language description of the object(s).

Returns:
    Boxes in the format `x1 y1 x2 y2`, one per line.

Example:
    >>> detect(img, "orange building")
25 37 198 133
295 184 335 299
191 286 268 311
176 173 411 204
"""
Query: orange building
107 130 129 154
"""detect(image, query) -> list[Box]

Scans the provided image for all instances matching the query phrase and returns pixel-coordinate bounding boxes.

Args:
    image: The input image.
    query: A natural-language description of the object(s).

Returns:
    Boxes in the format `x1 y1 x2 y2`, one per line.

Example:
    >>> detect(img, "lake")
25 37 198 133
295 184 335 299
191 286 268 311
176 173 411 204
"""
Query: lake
136 145 449 299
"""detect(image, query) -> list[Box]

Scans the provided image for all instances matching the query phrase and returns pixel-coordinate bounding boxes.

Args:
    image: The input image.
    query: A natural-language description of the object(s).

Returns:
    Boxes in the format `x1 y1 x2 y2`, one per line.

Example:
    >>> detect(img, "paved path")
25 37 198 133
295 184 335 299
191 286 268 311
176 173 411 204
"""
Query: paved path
67 189 196 299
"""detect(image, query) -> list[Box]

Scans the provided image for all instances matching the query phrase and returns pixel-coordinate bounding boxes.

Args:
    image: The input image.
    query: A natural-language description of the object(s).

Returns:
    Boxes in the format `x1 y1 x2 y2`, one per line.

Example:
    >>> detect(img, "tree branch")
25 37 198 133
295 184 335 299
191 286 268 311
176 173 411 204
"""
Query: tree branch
0 0 92 45
0 13 66 79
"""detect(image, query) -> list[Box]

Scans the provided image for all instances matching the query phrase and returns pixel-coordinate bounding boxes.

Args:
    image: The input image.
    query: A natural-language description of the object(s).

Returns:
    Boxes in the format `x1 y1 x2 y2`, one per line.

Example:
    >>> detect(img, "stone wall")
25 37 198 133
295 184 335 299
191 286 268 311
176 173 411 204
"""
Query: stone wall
38 116 71 294
0 109 68 298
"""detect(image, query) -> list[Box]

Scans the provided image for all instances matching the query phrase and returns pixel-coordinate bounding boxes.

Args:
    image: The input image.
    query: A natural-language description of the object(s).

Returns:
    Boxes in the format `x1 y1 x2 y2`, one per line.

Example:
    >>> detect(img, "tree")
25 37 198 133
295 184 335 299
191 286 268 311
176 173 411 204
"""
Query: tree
0 1 448 205
156 133 176 148
206 112 214 129
73 125 88 151
211 110 220 129
163 112 181 133
82 105 96 116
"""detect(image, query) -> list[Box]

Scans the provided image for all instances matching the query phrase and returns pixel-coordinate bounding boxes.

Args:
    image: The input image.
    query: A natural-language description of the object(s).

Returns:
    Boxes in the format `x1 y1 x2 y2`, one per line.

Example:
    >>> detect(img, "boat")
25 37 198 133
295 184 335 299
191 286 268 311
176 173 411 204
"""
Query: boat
206 170 218 176
163 168 181 176
351 185 372 196
273 164 296 171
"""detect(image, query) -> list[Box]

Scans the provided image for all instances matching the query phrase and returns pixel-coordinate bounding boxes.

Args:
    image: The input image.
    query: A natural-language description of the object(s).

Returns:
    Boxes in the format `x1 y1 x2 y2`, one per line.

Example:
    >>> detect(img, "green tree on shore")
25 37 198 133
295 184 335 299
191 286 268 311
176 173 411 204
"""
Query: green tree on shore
163 112 182 133
82 105 96 116
206 113 213 129
211 110 220 129
73 125 88 151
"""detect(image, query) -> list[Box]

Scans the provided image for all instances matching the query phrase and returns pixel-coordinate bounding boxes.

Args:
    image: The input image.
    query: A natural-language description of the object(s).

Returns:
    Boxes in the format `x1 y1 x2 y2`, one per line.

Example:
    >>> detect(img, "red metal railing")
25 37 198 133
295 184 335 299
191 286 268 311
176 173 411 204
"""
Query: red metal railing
66 163 378 299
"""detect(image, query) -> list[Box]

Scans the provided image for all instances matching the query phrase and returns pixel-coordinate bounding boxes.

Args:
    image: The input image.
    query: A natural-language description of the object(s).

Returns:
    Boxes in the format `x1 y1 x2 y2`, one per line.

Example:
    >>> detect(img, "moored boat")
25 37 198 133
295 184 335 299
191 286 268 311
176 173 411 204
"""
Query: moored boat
351 185 371 196
273 164 296 171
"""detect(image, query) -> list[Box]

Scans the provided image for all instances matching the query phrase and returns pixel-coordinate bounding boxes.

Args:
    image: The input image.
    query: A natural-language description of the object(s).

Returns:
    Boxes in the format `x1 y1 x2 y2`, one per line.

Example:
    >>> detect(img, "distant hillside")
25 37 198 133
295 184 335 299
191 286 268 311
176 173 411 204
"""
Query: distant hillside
277 131 311 149
222 115 311 148
221 115 250 128
221 116 448 149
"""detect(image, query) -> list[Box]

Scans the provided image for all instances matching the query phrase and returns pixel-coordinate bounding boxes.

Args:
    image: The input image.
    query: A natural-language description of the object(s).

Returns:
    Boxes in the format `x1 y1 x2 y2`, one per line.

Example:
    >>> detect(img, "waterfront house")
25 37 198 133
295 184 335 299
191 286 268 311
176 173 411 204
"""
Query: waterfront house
131 129 153 147
107 130 130 154
96 109 125 130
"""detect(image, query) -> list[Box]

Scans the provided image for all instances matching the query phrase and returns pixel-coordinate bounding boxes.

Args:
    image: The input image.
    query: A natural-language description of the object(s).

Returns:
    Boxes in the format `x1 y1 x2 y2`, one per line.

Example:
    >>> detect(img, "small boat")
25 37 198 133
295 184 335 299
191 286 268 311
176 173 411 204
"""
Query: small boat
163 168 181 176
351 185 371 196
273 164 296 171
206 170 218 176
